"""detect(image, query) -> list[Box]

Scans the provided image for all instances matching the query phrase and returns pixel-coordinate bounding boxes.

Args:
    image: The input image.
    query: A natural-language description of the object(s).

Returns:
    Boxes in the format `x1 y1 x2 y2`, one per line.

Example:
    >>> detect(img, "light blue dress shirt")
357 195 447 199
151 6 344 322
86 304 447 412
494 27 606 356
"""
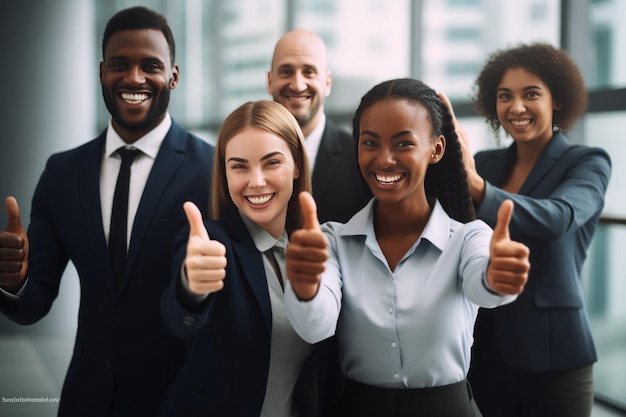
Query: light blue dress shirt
284 199 517 389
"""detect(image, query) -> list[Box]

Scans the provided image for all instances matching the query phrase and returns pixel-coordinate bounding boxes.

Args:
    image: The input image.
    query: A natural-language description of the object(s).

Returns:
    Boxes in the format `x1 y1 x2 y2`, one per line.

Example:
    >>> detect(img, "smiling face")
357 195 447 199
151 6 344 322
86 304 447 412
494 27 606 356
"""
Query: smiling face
357 99 444 206
225 126 300 238
496 67 560 147
267 30 331 137
100 29 179 143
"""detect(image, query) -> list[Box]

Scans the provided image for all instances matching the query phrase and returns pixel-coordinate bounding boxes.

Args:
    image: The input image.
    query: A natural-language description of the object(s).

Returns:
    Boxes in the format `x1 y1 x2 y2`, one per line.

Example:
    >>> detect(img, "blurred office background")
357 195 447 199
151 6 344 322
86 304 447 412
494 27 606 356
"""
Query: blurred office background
0 0 624 415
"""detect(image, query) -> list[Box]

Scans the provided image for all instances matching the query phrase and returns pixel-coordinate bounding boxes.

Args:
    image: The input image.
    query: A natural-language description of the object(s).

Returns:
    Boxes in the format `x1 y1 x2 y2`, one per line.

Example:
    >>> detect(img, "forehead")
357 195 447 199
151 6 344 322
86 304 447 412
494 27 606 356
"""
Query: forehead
361 99 431 131
272 35 327 71
499 67 546 89
225 127 292 158
104 29 171 62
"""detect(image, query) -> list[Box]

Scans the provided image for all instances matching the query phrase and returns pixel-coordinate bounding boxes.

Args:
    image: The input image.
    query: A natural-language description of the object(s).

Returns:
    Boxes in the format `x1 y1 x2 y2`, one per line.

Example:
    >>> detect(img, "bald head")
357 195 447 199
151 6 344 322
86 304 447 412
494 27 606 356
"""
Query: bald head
271 30 328 70
268 30 332 137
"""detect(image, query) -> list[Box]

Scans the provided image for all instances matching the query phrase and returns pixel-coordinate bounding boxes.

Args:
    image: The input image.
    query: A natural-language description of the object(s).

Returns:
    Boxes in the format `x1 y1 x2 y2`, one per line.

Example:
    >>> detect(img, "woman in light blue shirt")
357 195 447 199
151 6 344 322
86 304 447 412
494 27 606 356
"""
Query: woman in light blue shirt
283 79 531 417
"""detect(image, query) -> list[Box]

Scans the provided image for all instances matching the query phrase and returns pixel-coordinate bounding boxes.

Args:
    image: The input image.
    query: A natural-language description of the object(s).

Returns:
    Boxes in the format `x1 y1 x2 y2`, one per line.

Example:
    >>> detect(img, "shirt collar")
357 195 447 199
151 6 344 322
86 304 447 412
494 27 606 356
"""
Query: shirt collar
239 211 289 253
105 113 172 159
341 198 451 251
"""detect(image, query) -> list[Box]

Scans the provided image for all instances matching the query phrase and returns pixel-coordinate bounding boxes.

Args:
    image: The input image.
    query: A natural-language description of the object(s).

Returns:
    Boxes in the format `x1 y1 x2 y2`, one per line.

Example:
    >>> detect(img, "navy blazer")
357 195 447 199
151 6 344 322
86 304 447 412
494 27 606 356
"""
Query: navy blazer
470 131 611 372
0 121 214 416
312 118 371 224
160 210 339 417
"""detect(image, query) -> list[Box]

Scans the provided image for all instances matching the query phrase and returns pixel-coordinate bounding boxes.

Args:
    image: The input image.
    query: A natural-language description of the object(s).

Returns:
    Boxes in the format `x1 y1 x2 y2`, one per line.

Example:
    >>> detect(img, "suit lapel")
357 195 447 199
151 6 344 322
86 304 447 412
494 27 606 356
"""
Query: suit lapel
79 133 117 295
312 121 341 194
223 211 272 334
518 132 570 195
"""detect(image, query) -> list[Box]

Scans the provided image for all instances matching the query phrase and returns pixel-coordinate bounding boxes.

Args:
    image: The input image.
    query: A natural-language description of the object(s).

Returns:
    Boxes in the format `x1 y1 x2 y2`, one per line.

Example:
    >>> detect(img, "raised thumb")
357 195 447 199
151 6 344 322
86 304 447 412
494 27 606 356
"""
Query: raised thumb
5 196 24 234
184 201 210 240
299 191 320 231
493 199 513 242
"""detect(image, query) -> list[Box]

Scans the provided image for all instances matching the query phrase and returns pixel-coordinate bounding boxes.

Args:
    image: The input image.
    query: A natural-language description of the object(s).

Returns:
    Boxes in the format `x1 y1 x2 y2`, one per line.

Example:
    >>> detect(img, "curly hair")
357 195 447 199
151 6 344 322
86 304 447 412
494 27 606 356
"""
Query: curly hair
102 6 176 65
352 78 475 223
472 42 587 138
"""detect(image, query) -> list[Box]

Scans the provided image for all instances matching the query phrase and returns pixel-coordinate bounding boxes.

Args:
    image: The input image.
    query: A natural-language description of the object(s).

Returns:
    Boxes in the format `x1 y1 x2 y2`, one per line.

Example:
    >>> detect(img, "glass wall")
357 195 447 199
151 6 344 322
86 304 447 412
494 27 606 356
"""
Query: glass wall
95 0 626 409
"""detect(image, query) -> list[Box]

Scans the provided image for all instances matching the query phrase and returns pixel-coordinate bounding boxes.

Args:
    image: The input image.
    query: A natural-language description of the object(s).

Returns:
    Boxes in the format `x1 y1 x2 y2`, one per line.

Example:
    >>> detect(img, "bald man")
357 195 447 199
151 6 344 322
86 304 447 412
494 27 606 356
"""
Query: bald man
268 30 371 224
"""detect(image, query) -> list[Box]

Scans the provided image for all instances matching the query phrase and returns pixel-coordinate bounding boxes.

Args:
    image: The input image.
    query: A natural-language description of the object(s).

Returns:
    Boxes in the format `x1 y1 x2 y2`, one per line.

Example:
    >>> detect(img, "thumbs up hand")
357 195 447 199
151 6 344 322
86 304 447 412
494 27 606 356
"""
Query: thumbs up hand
0 196 29 291
183 202 227 295
486 200 530 295
286 192 328 301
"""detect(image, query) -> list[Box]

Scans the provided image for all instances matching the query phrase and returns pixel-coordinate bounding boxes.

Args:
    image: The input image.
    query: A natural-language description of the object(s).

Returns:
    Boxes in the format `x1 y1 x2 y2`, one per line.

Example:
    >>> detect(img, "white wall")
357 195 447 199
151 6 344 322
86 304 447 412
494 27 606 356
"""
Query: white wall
0 0 96 335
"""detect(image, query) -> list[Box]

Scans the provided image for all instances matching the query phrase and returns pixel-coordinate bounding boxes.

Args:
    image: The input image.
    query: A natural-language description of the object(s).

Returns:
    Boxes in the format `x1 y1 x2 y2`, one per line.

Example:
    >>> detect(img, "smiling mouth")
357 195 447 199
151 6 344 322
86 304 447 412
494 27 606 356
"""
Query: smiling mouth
510 119 531 127
246 193 274 205
120 92 150 104
285 94 310 102
375 173 405 184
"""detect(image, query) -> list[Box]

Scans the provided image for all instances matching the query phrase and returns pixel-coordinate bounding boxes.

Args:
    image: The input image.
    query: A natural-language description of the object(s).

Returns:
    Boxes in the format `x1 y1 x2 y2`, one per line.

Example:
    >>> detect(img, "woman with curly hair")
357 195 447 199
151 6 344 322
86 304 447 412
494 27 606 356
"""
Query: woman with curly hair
284 78 530 416
443 43 612 417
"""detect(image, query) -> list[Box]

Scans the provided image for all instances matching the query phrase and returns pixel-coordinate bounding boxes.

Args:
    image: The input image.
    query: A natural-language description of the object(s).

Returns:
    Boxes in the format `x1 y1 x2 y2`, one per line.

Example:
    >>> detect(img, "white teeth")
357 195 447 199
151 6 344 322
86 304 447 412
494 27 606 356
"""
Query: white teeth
511 119 531 126
247 194 273 205
121 92 149 104
287 96 309 101
376 173 403 184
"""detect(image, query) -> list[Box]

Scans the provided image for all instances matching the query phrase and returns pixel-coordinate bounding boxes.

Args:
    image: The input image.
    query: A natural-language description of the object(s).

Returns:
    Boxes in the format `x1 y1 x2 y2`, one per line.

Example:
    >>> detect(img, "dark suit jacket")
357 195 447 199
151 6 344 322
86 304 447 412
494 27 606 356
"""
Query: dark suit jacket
160 210 339 417
469 131 611 372
0 121 214 416
312 119 371 224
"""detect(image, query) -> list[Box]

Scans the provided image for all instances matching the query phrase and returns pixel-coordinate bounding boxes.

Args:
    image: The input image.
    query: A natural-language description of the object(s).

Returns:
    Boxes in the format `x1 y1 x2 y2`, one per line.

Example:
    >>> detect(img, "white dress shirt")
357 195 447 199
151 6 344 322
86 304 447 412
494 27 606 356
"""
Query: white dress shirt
100 114 172 246
284 199 517 389
304 113 325 174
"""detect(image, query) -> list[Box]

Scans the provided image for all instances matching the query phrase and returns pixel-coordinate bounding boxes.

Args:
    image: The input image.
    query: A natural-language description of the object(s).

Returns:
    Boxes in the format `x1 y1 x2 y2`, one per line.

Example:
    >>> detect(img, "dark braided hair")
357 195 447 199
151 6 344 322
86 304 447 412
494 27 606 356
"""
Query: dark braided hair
102 6 176 65
352 78 475 223
472 42 587 140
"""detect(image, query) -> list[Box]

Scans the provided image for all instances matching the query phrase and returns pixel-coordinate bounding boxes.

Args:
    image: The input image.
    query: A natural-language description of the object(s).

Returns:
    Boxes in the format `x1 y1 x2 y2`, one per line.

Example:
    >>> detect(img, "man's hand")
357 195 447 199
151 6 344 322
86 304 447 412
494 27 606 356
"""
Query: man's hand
0 197 28 291
486 200 530 295
286 192 328 301
183 202 227 295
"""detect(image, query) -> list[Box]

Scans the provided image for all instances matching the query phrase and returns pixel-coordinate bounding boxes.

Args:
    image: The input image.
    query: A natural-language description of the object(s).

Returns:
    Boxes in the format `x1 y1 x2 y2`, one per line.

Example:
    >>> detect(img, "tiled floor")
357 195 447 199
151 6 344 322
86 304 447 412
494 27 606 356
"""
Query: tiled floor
0 333 624 417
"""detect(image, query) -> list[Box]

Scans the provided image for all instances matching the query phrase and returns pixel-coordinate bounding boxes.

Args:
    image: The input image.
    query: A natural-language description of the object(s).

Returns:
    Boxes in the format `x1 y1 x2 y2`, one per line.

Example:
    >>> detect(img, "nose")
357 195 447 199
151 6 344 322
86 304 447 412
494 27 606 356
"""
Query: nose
289 72 307 92
248 167 266 188
510 96 526 114
125 65 146 85
376 145 396 168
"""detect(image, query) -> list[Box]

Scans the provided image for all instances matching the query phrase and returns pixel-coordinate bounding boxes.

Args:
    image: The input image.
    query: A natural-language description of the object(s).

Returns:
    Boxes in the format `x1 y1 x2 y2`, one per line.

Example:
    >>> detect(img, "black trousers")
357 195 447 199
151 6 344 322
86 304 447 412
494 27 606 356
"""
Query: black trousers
469 361 594 417
339 379 481 417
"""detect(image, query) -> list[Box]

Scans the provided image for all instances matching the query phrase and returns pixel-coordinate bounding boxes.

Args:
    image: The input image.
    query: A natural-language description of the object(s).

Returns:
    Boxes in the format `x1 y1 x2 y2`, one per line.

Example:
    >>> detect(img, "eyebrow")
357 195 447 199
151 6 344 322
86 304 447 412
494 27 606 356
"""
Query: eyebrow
497 84 544 92
360 130 414 140
227 151 285 163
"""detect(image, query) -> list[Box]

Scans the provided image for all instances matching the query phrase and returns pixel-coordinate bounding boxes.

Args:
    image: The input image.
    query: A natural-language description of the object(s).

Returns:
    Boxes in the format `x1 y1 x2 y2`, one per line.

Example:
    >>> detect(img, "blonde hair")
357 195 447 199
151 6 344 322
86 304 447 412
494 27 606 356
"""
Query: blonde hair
210 100 312 233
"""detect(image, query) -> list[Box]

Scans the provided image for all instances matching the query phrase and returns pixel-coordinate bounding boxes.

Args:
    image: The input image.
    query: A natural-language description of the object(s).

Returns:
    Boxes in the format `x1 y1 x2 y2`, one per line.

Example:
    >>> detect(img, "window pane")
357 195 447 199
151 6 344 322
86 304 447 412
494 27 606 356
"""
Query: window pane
421 0 560 100
589 0 626 89
293 0 411 114
583 111 626 408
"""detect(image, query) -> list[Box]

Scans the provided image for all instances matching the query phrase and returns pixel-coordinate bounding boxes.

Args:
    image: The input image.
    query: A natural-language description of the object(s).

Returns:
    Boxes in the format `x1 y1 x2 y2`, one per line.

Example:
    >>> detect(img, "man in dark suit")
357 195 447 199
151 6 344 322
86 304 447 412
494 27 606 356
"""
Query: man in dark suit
267 30 371 223
0 7 214 416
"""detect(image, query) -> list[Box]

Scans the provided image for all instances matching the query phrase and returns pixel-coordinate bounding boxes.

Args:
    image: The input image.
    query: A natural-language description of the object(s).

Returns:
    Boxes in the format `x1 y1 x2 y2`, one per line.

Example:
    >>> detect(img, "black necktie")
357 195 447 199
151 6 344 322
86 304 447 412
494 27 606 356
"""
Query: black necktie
109 148 141 284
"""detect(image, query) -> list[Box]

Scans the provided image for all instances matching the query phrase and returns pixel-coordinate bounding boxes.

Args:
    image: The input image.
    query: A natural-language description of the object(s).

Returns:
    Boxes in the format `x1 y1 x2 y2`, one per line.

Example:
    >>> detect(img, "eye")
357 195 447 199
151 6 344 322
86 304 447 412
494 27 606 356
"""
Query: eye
265 159 282 167
360 138 377 148
526 91 539 98
228 162 247 170
396 140 413 148
497 92 510 100
106 60 127 71
279 68 293 77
